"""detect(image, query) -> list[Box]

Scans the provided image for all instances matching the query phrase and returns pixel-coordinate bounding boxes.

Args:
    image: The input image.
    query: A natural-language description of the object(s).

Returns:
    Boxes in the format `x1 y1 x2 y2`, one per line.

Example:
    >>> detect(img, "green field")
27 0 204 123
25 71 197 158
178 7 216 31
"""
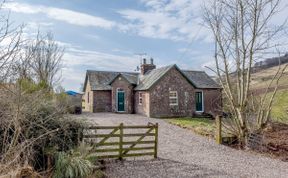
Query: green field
250 64 288 123
270 90 288 123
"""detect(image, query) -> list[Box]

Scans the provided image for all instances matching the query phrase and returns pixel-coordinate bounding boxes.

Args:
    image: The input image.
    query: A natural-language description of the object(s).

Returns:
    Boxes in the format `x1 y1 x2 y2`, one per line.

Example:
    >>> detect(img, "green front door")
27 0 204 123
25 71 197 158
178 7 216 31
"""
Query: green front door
117 92 125 112
195 92 203 112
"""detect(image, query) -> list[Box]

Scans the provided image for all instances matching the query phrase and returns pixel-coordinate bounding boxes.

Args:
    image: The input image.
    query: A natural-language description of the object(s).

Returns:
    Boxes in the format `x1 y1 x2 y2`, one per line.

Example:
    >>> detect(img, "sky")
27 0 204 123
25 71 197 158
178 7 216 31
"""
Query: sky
2 0 287 92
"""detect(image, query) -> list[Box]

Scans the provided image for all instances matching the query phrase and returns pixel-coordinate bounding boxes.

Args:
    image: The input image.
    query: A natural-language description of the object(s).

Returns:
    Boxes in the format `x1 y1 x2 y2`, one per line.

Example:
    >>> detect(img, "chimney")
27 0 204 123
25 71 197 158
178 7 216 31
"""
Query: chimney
143 58 147 64
141 57 156 75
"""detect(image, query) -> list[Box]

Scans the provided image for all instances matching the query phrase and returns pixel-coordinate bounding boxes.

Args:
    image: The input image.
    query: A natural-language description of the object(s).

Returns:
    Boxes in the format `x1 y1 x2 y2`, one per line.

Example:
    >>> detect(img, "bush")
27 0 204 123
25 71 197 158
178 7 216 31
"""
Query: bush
0 80 87 173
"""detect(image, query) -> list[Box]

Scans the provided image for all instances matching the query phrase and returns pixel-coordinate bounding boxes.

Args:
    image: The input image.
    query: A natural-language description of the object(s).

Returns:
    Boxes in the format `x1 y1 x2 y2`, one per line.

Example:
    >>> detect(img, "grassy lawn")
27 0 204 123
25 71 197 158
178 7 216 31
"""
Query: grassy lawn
167 117 215 137
270 90 288 123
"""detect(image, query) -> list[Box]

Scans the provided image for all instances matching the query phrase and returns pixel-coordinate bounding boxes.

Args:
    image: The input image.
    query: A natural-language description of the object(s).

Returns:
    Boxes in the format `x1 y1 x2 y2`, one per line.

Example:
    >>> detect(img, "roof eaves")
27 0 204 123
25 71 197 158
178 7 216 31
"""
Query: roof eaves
182 70 222 89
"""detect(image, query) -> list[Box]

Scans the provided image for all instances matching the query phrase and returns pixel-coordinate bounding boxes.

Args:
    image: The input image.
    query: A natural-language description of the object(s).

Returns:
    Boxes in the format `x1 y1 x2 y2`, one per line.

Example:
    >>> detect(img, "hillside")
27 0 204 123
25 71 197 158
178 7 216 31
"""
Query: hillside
250 64 288 123
250 64 288 90
254 53 288 70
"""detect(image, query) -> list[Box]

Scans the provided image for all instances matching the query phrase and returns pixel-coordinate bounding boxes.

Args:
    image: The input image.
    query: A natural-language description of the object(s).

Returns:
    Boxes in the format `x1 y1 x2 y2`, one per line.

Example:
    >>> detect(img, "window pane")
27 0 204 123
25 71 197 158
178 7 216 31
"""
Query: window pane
139 92 143 104
169 91 178 105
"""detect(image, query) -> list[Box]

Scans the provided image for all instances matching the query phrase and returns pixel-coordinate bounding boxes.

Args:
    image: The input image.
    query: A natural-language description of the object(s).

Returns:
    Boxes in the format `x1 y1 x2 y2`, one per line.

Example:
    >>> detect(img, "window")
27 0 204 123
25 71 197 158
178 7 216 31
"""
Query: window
87 92 89 103
169 91 178 106
117 88 124 92
139 92 143 105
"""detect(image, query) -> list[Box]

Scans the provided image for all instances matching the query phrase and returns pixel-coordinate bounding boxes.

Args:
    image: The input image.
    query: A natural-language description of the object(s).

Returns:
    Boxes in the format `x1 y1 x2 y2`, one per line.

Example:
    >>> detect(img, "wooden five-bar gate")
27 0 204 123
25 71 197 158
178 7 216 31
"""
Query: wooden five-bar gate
82 123 158 160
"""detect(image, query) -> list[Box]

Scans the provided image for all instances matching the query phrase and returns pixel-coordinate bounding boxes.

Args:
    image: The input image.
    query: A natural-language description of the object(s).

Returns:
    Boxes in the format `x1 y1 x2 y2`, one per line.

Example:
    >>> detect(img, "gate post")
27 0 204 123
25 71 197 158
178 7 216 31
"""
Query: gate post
216 115 222 144
119 123 123 160
154 123 158 158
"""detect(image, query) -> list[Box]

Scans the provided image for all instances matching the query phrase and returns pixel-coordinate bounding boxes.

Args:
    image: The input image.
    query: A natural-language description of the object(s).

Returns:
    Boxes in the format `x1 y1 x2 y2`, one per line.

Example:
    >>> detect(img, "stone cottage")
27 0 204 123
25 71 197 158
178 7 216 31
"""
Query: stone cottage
82 59 222 118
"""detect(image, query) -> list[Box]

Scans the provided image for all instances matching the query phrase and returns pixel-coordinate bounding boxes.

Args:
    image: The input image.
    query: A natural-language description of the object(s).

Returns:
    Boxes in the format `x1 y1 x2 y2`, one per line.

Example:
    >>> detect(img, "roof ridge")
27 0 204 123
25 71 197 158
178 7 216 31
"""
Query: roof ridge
87 70 139 74
157 64 175 69
148 64 175 72
182 70 205 73
121 73 139 76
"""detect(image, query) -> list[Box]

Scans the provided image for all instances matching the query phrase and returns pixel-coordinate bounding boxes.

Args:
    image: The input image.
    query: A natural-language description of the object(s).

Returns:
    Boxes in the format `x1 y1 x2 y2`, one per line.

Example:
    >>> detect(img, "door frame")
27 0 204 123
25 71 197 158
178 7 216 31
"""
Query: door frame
195 91 204 112
116 88 125 112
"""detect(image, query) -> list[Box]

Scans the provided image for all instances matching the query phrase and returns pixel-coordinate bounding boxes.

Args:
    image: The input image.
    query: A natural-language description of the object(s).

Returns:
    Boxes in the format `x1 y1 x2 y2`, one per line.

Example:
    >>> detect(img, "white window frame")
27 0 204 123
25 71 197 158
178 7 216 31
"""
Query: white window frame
169 91 178 106
139 92 143 105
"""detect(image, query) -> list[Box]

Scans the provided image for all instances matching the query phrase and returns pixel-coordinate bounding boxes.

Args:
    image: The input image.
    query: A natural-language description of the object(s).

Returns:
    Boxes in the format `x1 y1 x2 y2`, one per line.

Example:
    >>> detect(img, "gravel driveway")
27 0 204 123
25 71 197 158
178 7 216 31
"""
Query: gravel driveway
80 113 288 178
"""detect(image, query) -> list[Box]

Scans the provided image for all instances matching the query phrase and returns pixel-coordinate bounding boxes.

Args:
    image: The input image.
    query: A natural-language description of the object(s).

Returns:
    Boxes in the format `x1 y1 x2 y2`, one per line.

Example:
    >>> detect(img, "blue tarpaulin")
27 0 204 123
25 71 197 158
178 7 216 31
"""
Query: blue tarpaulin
65 90 79 96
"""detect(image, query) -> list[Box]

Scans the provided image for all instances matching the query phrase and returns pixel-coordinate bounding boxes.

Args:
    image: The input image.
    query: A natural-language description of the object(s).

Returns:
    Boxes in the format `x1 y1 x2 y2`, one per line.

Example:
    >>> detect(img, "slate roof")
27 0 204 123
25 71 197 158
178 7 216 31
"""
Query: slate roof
109 73 138 85
84 65 220 91
84 70 138 91
134 65 174 90
182 70 221 89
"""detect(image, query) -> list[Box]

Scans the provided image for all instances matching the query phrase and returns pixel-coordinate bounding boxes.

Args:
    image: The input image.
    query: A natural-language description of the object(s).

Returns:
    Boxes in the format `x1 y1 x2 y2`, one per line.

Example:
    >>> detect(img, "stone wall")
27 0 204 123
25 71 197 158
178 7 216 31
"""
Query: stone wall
149 67 195 117
82 79 93 112
111 76 134 114
148 67 222 118
134 91 150 116
93 90 112 112
83 68 222 116
202 88 222 117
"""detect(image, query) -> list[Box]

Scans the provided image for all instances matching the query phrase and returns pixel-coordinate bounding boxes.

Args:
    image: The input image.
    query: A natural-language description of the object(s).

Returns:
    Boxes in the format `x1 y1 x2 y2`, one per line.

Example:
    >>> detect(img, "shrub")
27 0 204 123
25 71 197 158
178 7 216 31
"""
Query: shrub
0 80 87 173
53 151 93 178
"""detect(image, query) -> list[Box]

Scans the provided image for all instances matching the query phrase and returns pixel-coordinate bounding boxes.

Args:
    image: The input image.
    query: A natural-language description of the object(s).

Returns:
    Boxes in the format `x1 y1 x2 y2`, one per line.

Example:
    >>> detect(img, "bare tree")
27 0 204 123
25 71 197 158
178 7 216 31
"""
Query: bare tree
0 8 23 82
28 31 64 90
0 1 84 175
203 0 288 144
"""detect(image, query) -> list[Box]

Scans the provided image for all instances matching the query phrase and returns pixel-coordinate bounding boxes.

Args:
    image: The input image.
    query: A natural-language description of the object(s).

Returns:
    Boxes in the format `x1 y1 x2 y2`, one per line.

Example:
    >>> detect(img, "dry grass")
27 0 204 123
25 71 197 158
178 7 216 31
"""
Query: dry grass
250 64 288 89
263 122 288 161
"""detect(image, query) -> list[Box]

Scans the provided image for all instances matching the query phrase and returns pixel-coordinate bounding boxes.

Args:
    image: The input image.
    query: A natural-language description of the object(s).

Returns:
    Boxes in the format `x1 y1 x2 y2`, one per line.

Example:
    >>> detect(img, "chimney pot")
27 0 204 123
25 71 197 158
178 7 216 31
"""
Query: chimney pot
143 58 147 64
140 57 156 75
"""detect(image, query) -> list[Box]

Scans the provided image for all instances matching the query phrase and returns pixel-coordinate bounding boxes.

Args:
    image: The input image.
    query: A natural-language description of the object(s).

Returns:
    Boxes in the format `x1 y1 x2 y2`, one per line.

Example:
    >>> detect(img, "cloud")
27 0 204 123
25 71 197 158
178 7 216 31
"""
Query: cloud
61 47 140 91
85 34 101 40
177 48 204 55
4 2 116 29
4 1 212 42
118 0 211 42
23 21 54 35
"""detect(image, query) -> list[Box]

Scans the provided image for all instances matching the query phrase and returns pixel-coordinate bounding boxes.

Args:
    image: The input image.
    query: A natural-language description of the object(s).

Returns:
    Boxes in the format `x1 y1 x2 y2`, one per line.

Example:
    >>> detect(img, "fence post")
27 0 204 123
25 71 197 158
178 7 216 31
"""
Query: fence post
216 115 222 144
154 123 158 158
119 123 123 160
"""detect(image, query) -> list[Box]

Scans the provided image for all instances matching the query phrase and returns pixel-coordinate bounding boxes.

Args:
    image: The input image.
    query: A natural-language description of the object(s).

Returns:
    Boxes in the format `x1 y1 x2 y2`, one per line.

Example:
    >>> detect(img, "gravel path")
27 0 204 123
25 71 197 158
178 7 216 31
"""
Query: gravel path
80 113 288 178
